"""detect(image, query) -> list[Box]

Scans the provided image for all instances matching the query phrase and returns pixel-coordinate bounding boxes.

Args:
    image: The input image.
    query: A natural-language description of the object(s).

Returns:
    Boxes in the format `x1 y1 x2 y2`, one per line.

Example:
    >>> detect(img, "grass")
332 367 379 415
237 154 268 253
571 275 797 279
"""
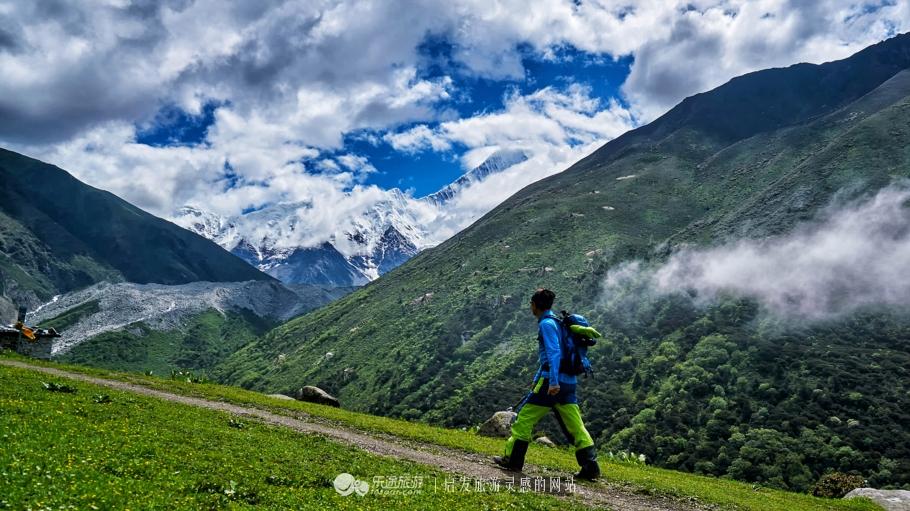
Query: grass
37 300 101 331
57 309 274 376
0 361 591 511
0 351 880 511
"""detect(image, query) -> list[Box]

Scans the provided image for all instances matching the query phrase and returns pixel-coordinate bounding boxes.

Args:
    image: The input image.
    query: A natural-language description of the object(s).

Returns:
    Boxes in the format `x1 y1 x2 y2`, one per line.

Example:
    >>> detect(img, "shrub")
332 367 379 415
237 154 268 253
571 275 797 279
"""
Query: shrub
41 381 76 393
812 472 864 498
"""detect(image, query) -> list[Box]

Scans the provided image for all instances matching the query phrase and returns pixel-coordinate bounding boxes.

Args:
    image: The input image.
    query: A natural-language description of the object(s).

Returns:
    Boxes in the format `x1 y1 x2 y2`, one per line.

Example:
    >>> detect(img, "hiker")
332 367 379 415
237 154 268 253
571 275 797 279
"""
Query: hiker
494 288 601 480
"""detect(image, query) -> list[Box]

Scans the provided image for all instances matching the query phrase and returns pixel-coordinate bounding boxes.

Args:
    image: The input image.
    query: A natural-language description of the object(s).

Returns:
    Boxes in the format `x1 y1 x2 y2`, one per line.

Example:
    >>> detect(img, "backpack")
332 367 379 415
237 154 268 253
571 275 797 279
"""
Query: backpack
542 310 597 378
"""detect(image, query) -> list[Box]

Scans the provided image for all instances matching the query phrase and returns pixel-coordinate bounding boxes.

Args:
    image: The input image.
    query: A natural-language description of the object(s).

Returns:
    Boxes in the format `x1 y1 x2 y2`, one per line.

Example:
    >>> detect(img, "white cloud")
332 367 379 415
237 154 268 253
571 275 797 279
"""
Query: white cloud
384 125 453 153
619 0 910 121
600 182 910 322
5 1 905 144
390 84 633 161
414 84 635 242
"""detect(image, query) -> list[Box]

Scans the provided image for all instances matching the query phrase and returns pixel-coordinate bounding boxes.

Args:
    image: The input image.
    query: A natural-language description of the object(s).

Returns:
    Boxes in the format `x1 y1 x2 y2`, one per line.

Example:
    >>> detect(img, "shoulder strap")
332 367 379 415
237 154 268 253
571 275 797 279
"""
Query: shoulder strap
538 310 561 323
539 312 569 351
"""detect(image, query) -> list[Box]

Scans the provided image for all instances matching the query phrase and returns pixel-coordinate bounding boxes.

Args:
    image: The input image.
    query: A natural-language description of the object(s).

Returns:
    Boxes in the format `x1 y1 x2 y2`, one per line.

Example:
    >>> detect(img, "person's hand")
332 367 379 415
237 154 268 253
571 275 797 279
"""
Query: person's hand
547 385 560 395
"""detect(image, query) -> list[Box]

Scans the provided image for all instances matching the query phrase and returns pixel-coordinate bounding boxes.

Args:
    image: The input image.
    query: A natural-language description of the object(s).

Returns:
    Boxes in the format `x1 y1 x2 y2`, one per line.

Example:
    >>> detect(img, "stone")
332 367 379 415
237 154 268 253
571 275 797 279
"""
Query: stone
477 411 516 437
844 488 910 511
411 292 434 306
535 436 556 447
267 393 295 401
0 296 16 325
294 386 340 407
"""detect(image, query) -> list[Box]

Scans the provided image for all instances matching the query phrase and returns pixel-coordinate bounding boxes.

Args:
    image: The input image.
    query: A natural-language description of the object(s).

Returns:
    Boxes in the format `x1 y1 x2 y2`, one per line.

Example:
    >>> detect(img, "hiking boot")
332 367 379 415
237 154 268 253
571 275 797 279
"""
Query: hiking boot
494 439 529 471
574 445 601 481
493 456 519 471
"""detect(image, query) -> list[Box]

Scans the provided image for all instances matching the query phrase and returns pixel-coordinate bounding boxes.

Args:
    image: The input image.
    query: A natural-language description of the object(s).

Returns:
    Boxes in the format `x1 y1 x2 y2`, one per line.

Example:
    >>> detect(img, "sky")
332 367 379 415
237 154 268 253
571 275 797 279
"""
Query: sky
1 0 908 246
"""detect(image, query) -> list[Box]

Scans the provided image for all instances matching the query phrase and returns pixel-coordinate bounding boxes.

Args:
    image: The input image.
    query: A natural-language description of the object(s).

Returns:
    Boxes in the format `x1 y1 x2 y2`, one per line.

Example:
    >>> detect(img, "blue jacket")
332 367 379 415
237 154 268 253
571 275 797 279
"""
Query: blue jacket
534 310 577 386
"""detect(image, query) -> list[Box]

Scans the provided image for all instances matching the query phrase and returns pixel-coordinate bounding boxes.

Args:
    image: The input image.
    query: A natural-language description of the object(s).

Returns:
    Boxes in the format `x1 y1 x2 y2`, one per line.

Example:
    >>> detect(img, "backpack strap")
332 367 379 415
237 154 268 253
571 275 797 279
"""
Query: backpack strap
539 312 568 373
538 310 560 323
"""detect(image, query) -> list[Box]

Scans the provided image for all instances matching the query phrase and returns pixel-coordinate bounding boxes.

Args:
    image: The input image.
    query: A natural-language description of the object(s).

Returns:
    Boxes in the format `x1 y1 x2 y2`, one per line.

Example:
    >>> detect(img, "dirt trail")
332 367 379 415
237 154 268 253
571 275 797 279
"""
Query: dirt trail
0 359 708 511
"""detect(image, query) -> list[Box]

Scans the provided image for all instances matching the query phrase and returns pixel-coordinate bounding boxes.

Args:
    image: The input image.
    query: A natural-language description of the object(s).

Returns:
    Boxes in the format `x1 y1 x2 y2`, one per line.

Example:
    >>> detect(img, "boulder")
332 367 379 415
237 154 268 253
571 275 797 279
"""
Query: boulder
477 411 516 437
267 393 295 401
535 436 556 447
0 296 16 325
844 488 910 511
294 386 340 407
410 292 434 306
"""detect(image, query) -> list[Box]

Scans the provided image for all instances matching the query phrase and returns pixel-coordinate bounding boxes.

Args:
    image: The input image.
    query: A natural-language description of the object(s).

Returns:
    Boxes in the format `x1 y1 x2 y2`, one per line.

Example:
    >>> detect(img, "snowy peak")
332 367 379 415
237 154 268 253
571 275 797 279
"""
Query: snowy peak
349 225 419 280
173 198 426 287
424 148 529 206
173 206 240 248
172 148 527 287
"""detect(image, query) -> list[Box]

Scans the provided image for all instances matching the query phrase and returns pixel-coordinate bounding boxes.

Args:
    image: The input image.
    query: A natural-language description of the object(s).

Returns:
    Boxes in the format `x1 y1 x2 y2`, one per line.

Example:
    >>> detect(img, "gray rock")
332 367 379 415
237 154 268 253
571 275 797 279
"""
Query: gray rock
15 337 53 359
294 386 340 407
267 394 295 401
26 280 325 356
477 411 516 437
0 296 16 325
845 488 910 511
410 292 434 306
535 436 556 447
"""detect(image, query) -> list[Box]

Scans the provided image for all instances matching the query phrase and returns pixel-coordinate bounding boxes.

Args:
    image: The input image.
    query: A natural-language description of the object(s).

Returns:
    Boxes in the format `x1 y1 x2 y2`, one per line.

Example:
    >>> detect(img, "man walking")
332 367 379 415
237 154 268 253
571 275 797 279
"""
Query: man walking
494 288 601 480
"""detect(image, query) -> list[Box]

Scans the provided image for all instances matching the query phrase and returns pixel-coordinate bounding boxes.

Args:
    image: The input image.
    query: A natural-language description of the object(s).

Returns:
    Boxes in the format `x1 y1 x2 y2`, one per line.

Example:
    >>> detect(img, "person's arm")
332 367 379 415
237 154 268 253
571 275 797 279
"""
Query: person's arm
540 319 562 392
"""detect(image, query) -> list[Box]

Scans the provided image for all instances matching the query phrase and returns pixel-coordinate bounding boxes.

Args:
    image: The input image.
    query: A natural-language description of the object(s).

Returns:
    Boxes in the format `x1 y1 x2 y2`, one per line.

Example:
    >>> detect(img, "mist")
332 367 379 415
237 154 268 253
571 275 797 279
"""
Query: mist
601 182 910 322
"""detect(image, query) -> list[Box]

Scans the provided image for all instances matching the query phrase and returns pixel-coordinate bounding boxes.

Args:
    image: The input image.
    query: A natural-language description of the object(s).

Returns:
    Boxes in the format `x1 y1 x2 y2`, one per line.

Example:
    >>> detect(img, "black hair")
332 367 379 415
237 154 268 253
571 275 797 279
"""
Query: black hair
530 288 555 310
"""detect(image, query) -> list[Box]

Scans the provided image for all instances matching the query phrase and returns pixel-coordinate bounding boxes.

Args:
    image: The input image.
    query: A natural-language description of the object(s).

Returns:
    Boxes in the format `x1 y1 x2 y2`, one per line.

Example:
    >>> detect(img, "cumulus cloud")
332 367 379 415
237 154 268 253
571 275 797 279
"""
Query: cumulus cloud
621 0 910 121
392 84 633 152
5 1 905 144
600 183 910 322
0 1 455 145
411 84 635 241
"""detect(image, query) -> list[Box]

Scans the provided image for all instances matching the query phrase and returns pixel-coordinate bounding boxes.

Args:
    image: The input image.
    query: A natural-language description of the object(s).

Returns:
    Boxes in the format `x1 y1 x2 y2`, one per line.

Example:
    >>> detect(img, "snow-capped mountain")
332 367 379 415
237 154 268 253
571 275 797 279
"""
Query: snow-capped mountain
176 195 425 287
424 148 529 206
174 149 527 287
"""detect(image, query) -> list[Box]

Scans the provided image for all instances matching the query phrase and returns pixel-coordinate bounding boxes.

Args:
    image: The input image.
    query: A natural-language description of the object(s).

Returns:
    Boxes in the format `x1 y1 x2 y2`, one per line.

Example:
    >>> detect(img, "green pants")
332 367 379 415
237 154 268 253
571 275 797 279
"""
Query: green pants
503 378 595 458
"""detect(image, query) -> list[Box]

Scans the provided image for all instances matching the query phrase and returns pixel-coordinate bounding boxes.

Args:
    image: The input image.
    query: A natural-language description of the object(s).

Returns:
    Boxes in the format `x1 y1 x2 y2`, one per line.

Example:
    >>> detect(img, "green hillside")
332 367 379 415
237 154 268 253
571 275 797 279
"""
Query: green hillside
0 353 883 511
55 309 274 376
0 148 270 308
214 34 910 493
0 359 598 510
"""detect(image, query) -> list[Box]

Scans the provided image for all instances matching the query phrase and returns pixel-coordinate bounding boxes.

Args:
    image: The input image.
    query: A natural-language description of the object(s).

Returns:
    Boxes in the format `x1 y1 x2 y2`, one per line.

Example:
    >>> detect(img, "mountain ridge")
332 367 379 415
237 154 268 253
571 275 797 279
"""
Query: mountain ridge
0 148 271 310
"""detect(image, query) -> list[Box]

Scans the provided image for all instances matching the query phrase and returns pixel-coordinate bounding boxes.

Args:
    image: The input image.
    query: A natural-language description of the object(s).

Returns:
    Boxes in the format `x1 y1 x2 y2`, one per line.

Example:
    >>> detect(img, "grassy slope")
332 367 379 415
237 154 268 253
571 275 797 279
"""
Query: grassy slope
0 361 593 511
212 61 910 491
37 300 102 331
0 351 880 511
0 211 121 303
55 309 276 376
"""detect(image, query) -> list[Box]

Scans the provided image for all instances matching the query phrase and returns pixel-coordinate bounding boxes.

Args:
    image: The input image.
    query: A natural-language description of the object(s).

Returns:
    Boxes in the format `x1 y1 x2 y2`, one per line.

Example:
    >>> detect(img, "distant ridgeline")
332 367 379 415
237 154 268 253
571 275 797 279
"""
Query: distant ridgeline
213 33 910 492
0 147 271 312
